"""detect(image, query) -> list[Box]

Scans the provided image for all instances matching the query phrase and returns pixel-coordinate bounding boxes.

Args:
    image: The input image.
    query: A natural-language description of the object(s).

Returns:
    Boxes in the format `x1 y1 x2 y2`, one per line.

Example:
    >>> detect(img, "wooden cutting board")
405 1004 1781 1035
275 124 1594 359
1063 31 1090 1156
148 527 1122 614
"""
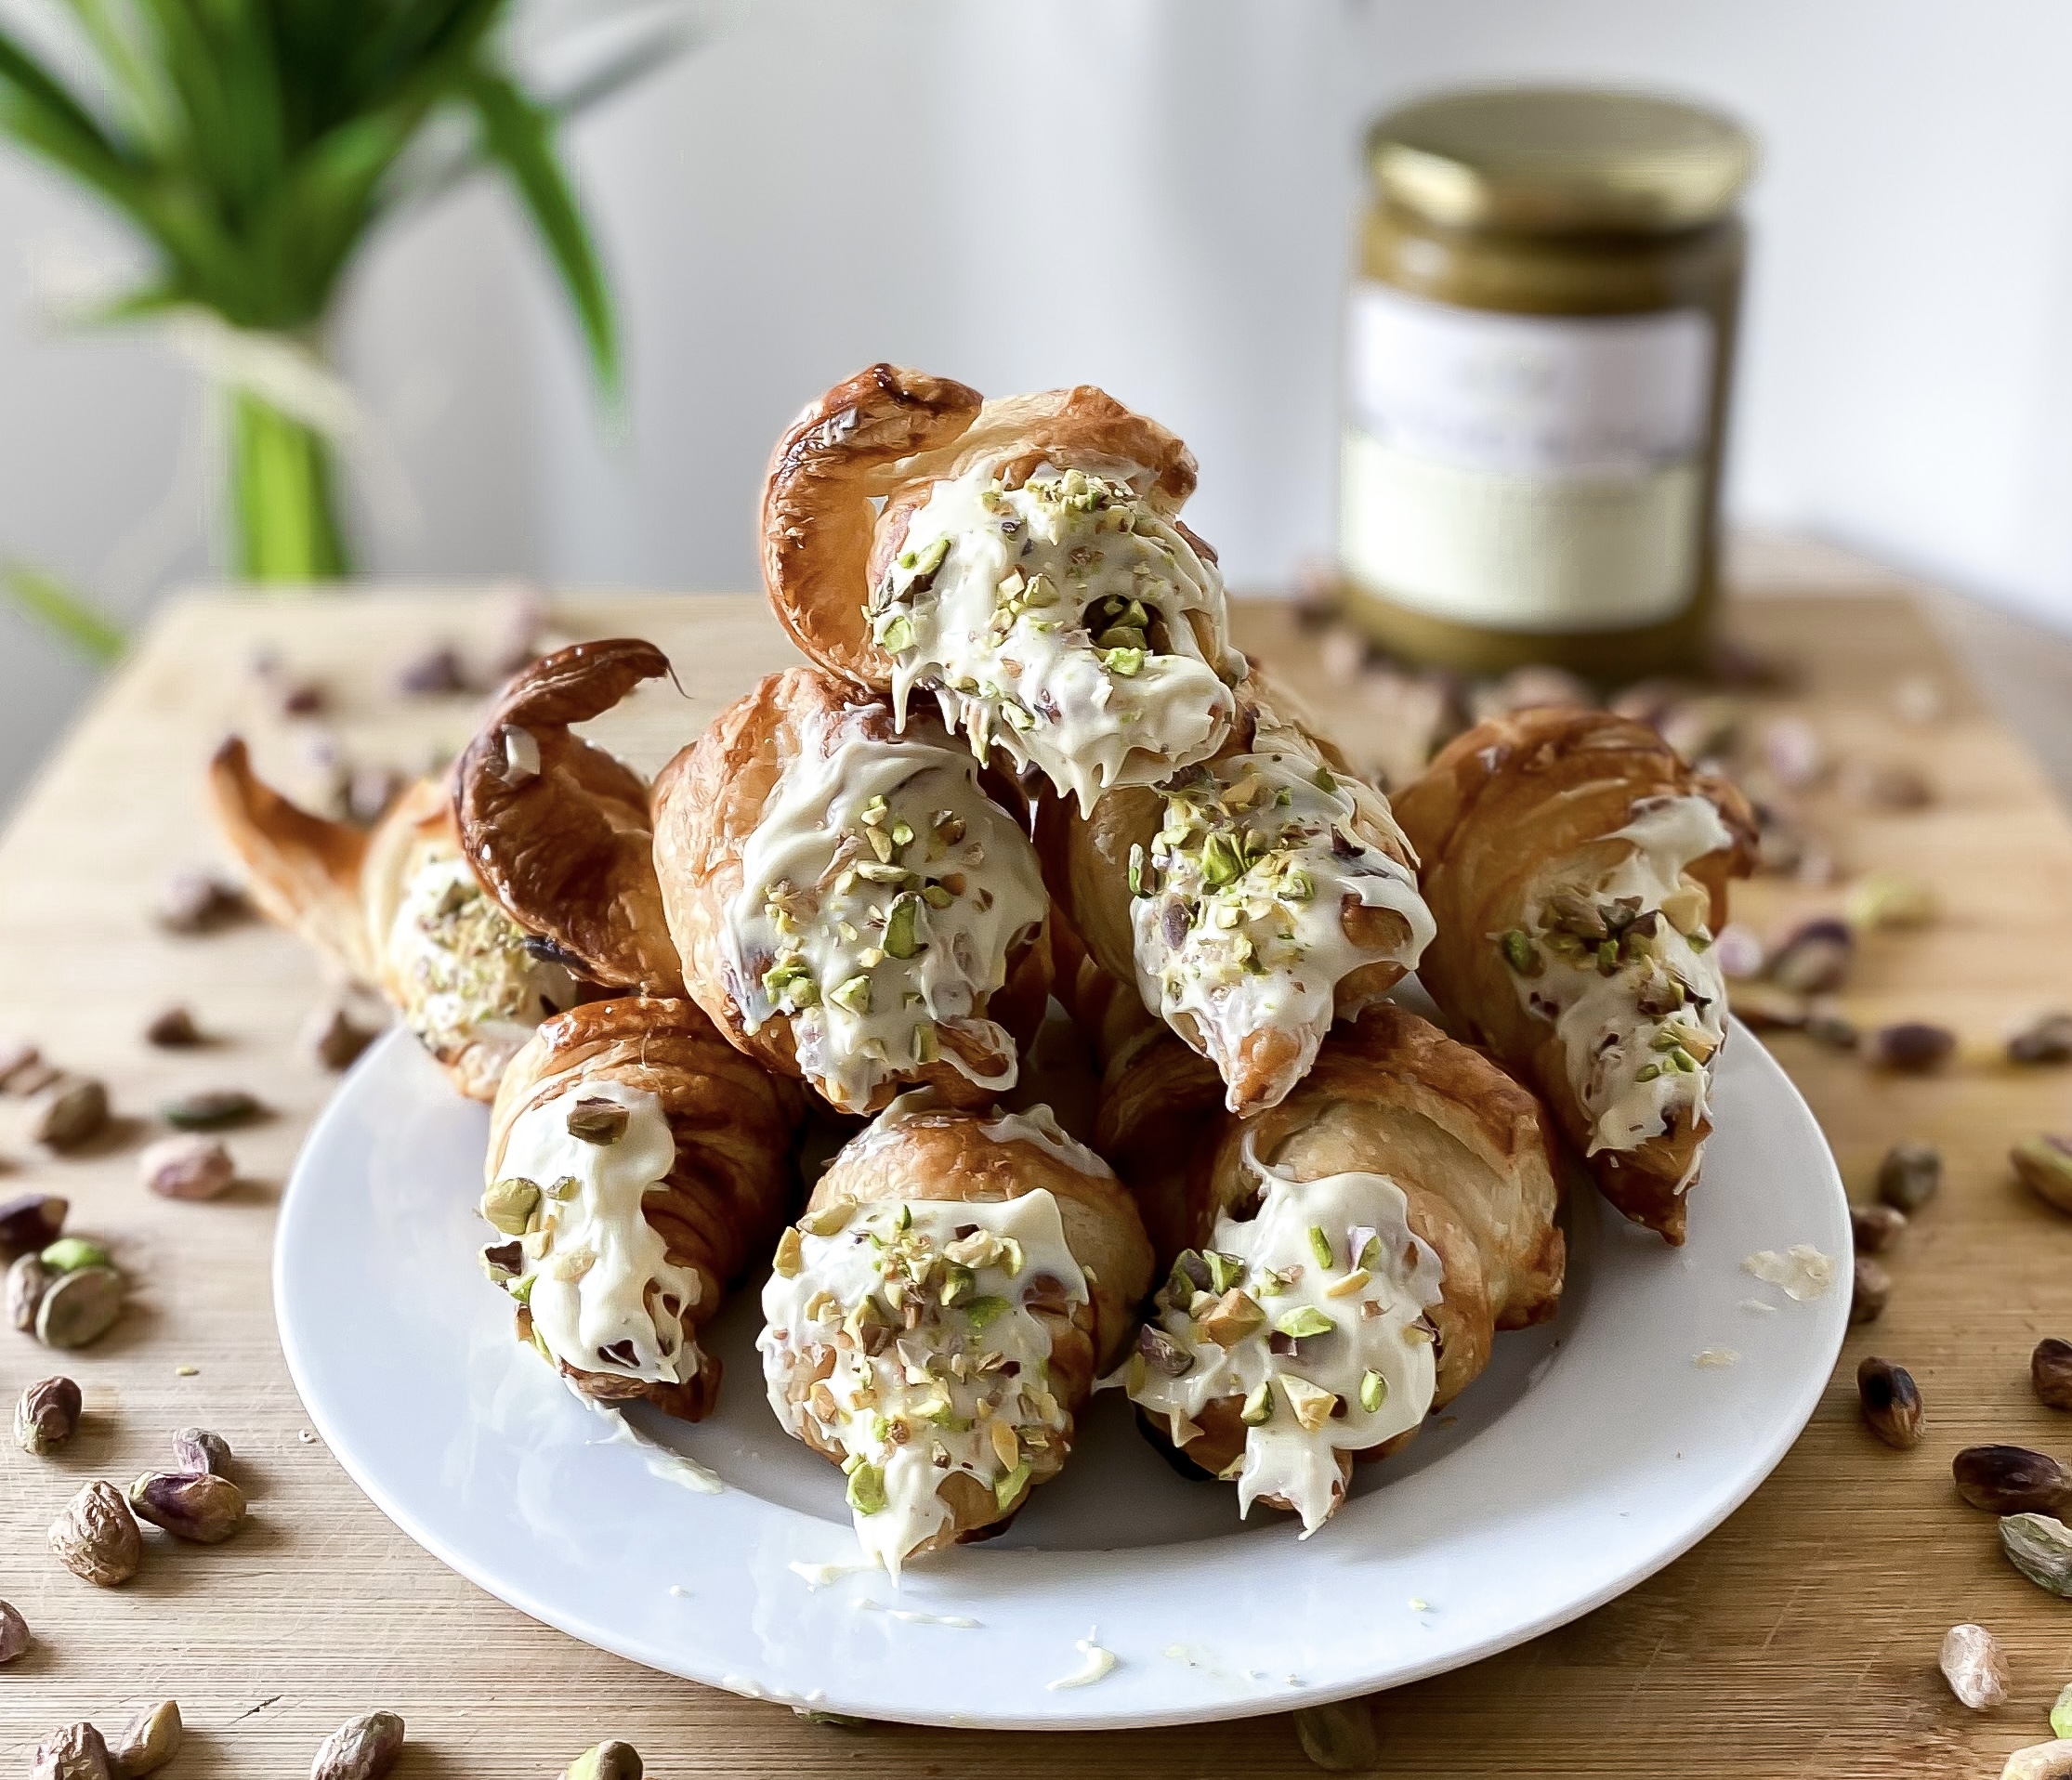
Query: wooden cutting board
2 564 2070 1777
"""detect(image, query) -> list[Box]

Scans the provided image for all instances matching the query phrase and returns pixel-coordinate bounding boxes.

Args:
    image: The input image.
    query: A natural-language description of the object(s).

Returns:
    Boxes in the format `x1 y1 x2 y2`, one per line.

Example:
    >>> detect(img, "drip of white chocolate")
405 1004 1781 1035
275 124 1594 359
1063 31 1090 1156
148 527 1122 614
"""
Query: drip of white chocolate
722 710 1047 1113
1130 726 1433 1106
871 463 1238 814
489 1080 704 1389
1121 1149 1444 1535
389 853 576 1061
759 1186 1089 1580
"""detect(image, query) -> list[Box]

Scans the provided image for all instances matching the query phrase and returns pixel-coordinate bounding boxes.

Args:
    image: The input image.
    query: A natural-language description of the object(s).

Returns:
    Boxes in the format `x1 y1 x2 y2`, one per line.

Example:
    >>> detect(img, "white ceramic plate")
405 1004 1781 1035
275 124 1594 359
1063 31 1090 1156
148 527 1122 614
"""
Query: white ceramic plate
276 1014 1849 1731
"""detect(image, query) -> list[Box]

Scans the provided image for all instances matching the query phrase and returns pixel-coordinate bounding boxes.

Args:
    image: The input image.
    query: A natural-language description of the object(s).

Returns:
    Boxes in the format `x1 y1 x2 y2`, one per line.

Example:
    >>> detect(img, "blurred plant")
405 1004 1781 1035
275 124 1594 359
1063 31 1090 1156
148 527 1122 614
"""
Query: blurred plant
0 0 686 583
0 562 124 661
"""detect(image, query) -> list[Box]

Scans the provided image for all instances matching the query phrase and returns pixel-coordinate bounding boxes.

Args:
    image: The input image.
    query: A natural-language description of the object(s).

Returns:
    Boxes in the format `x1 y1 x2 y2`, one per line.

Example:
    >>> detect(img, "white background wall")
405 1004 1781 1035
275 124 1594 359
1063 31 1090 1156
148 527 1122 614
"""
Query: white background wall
5 0 2072 799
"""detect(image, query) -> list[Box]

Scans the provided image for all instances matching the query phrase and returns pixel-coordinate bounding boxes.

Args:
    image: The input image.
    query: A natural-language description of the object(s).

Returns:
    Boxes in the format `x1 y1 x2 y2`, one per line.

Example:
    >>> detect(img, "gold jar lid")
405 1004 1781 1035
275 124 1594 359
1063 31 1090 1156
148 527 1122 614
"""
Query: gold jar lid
1368 86 1755 234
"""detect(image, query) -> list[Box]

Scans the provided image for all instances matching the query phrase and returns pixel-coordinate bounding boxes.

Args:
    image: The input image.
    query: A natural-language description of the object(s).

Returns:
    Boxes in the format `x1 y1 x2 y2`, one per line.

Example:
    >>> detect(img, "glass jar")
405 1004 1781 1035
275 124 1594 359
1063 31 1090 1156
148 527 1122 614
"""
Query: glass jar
1338 87 1755 681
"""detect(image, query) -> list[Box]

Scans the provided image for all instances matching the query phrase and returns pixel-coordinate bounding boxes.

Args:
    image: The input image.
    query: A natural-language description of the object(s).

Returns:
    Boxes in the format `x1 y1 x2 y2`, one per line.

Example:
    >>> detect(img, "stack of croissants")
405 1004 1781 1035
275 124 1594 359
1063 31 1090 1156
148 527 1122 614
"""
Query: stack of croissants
212 366 1756 1577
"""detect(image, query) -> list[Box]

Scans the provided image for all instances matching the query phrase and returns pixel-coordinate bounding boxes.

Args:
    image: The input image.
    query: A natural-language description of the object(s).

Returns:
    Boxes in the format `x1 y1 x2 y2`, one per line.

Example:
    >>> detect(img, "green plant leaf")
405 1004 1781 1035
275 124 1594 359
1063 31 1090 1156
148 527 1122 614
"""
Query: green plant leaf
0 562 125 663
461 64 618 393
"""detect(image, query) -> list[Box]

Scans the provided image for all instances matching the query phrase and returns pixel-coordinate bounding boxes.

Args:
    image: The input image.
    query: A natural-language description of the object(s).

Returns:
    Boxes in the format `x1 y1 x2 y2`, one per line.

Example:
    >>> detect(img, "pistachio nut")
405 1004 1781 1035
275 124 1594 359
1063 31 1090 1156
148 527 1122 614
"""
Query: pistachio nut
36 1266 125 1350
154 867 246 933
1844 869 1939 932
2003 1742 2072 1780
1875 1141 1941 1211
1195 1289 1265 1349
305 1000 380 1070
2052 1682 2072 1741
31 1721 112 1780
1293 1700 1378 1773
42 1236 111 1273
1940 1622 2009 1710
128 1469 246 1544
0 1189 67 1258
2034 1339 2072 1412
1849 1202 1907 1254
138 1133 236 1201
15 1375 83 1454
564 1743 643 1780
1765 917 1852 995
2014 1136 2072 1213
2000 1512 2072 1598
1865 1021 1956 1073
111 1699 181 1778
7 1252 51 1330
159 1087 263 1132
33 1076 110 1150
2009 1012 2072 1067
1856 1357 1923 1450
1955 1446 2072 1516
49 1479 142 1586
0 1597 28 1664
143 1004 203 1048
799 1198 857 1238
480 1177 541 1236
1281 1373 1337 1433
565 1097 629 1145
1849 1257 1891 1326
171 1426 232 1476
309 1710 405 1780
1134 1324 1193 1377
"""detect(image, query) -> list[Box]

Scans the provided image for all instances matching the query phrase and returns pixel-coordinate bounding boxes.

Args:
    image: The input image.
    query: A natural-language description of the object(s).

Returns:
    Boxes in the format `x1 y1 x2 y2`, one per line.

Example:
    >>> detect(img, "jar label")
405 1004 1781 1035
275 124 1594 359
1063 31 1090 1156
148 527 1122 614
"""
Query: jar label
1340 281 1714 632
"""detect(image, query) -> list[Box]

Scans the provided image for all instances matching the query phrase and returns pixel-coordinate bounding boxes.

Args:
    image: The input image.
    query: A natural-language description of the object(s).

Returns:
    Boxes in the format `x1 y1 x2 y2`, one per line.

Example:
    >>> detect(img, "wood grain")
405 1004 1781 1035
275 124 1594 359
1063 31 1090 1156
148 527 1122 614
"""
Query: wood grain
3 570 2071 1776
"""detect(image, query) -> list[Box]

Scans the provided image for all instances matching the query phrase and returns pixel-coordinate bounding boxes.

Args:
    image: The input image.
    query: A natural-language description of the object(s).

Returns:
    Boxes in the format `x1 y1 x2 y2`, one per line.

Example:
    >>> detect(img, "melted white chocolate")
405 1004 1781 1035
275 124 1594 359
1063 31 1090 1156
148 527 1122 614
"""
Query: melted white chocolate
1121 1151 1444 1535
870 463 1239 814
1501 794 1734 1182
723 713 1047 1113
389 854 577 1062
487 1080 705 1389
1130 731 1433 1107
759 1184 1090 1580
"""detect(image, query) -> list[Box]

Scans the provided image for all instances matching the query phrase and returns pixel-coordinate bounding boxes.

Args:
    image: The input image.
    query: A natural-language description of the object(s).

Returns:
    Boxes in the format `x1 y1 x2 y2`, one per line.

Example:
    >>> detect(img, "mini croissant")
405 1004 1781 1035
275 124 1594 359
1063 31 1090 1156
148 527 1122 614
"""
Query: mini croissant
484 996 802 1420
1394 707 1757 1243
1099 1003 1565 1534
763 364 1242 812
208 738 581 1100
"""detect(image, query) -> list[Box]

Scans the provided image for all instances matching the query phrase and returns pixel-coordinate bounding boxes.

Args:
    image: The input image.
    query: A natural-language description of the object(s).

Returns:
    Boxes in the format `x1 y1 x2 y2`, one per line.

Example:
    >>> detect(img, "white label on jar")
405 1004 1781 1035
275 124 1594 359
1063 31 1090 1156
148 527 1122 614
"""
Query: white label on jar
1340 281 1715 633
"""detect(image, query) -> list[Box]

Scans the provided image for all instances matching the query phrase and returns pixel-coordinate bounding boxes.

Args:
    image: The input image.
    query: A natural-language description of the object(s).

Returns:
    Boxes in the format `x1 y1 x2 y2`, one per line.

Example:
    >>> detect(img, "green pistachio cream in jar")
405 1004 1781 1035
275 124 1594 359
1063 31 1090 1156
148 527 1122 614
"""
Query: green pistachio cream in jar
1340 87 1755 680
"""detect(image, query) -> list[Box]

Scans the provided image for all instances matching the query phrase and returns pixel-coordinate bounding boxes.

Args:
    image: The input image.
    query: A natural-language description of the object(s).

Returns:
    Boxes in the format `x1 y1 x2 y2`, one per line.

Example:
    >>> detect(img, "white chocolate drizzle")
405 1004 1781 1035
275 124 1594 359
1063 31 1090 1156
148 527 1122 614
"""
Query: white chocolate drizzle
1742 1245 1836 1301
723 710 1046 1113
1120 1149 1443 1534
856 1598 981 1629
1131 724 1433 1108
759 1185 1090 1579
1046 1629 1119 1690
587 1403 724 1495
490 1081 705 1390
389 854 575 1062
871 463 1238 814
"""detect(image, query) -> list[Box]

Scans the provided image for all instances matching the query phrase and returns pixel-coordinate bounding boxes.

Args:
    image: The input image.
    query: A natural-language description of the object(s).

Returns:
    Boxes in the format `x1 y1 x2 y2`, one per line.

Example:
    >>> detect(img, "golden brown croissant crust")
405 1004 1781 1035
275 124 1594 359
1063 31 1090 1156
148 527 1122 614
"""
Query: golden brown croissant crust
649 663 1052 1113
490 996 803 1420
455 637 686 998
1393 707 1756 1243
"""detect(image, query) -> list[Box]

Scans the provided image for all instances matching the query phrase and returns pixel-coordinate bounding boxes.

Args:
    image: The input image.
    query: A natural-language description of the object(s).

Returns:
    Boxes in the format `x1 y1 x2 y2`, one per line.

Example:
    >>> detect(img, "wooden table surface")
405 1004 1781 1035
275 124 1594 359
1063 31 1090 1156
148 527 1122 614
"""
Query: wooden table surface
4 564 2072 1777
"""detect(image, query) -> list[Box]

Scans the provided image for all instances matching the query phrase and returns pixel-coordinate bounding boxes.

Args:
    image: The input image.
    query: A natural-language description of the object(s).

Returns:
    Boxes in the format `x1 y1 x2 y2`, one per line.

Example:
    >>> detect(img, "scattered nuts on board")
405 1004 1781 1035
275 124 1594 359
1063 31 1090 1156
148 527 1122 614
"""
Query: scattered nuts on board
1850 1257 1891 1326
142 1005 204 1048
1866 1021 1956 1072
15 1375 83 1453
1293 1701 1377 1773
154 869 248 935
36 1264 125 1350
138 1133 236 1201
1956 1446 2072 1515
1940 1622 2010 1709
172 1426 232 1475
31 1721 112 1780
1803 1010 1861 1051
8 1253 50 1329
1845 870 1940 932
49 1480 142 1586
128 1469 246 1543
0 1190 69 1256
2009 1012 2072 1067
1850 1202 1908 1253
0 1034 39 1083
564 1743 644 1780
2014 1136 2072 1212
310 1709 405 1780
2002 1744 2072 1780
1856 1356 1923 1449
1876 1141 1942 1211
33 1076 110 1150
302 1000 378 1071
2000 1513 2072 1596
395 641 466 696
2035 1340 2072 1411
159 1088 264 1132
1723 981 1804 1031
1843 758 1933 810
111 1700 181 1778
1766 917 1852 995
0 1597 28 1663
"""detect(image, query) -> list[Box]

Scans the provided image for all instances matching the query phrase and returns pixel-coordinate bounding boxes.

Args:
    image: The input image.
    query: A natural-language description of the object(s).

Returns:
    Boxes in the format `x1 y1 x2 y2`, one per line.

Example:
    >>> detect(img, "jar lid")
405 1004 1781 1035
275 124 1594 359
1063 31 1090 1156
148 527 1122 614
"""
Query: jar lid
1368 86 1756 234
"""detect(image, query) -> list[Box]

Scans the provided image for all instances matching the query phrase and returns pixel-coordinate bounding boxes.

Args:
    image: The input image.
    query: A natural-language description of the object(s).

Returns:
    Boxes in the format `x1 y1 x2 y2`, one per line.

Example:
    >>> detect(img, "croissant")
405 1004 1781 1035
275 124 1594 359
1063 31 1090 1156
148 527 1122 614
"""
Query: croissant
207 738 582 1100
454 638 687 997
651 664 1053 1116
758 1095 1152 1576
1100 1003 1565 1534
1039 673 1434 1115
763 363 1243 813
1393 708 1757 1244
483 996 802 1420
